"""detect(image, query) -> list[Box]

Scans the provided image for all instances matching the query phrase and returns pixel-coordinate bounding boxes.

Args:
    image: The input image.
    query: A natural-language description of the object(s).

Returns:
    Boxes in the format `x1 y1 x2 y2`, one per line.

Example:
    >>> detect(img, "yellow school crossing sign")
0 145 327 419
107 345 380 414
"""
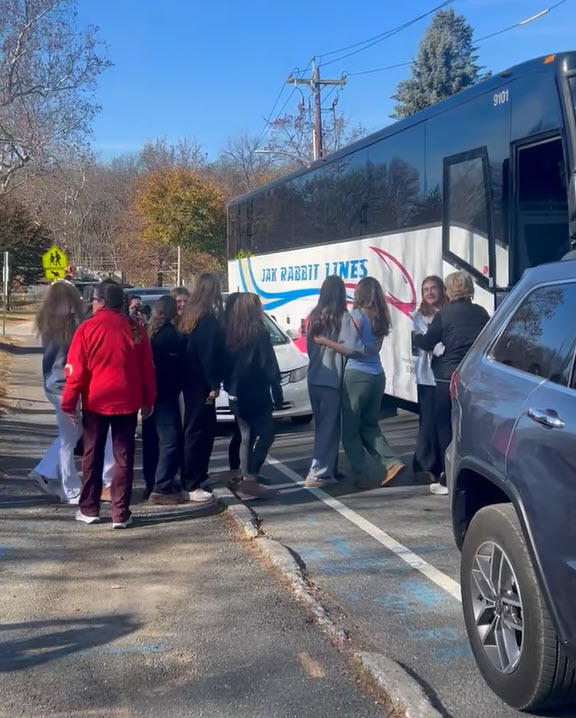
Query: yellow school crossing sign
42 246 68 281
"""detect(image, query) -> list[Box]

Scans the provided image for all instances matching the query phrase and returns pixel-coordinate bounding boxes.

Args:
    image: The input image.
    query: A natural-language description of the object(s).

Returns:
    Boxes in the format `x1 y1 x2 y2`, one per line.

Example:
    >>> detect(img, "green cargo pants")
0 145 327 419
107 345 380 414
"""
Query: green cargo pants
341 369 397 480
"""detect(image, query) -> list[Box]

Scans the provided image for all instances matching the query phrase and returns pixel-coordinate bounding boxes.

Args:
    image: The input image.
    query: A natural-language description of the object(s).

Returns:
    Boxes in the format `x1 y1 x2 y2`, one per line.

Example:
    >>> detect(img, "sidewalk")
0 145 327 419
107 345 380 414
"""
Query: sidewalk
0 341 383 718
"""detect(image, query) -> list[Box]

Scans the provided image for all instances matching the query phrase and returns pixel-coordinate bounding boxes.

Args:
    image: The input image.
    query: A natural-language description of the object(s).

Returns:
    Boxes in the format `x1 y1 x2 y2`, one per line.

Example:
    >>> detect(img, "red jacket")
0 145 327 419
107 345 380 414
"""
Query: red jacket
61 309 157 415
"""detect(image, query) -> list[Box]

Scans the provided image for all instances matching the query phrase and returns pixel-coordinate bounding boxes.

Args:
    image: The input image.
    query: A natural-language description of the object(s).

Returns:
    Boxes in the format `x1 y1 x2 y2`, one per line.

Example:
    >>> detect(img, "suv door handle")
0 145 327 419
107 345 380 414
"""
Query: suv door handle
527 408 565 429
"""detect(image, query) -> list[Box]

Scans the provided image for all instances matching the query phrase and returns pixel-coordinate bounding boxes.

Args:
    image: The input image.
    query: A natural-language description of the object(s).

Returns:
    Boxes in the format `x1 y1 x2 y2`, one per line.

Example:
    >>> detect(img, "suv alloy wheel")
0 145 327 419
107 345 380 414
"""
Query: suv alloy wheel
461 504 576 711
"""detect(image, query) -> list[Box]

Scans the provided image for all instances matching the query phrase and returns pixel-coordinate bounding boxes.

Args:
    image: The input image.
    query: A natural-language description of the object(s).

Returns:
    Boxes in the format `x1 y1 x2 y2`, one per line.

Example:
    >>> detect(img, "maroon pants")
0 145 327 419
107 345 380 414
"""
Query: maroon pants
80 410 138 523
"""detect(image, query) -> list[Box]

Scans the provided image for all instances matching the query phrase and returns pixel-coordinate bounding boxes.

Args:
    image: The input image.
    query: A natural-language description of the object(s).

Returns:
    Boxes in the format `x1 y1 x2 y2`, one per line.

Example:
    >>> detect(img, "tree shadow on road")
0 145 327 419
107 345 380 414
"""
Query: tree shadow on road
0 614 139 671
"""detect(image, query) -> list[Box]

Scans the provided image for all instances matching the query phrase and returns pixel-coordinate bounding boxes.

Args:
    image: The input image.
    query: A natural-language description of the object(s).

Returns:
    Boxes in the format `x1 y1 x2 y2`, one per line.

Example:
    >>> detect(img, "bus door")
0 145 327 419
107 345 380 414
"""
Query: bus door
442 147 496 292
510 134 570 283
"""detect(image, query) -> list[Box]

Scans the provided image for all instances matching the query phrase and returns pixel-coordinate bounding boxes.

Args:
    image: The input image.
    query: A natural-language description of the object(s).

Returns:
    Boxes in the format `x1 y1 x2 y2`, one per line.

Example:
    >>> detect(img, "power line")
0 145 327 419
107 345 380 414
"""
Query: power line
255 62 312 148
319 0 454 68
475 0 567 42
346 62 412 77
345 0 569 78
255 84 288 148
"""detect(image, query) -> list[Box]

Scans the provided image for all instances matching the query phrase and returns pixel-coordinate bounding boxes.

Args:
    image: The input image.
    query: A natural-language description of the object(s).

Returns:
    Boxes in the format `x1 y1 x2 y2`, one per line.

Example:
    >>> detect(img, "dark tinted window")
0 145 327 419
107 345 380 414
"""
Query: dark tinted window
228 124 427 257
513 138 569 282
492 283 576 386
445 151 491 277
365 125 426 234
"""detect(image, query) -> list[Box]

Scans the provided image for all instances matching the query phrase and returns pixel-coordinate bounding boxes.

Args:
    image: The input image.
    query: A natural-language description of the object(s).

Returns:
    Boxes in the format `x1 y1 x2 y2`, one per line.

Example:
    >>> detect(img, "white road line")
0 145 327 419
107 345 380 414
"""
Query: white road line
267 455 462 603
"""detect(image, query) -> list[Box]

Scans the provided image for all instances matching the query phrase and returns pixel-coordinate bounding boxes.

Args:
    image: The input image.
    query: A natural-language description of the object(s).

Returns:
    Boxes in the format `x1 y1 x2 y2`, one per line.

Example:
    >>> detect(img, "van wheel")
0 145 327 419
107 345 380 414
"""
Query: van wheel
291 414 313 425
461 504 576 711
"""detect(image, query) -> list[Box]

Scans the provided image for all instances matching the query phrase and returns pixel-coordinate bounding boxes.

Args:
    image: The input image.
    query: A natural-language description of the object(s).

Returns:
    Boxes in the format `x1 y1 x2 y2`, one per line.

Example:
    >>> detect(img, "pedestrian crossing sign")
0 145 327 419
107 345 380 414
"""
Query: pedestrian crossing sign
42 246 68 281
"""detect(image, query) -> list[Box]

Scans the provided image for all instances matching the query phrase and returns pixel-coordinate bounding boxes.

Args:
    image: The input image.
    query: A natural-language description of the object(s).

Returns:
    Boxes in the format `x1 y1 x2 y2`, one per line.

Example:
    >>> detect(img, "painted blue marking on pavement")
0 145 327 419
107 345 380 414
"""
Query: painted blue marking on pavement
328 537 355 557
320 557 411 575
409 627 462 642
435 644 473 660
0 546 7 557
299 548 331 562
83 644 165 656
402 580 446 609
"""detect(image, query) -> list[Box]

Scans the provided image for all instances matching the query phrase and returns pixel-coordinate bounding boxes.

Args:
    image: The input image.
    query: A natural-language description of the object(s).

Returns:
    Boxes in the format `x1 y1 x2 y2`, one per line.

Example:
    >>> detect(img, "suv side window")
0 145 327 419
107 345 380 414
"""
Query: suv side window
491 283 576 386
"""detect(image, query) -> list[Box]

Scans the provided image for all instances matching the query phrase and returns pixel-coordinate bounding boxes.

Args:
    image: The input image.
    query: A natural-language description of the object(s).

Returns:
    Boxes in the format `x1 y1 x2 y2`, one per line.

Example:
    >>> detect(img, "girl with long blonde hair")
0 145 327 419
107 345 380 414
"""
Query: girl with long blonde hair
31 281 84 503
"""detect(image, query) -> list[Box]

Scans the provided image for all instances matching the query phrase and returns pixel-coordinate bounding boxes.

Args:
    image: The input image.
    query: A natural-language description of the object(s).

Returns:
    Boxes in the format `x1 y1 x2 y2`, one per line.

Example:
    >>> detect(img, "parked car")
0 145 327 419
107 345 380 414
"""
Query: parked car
216 310 312 424
447 259 576 712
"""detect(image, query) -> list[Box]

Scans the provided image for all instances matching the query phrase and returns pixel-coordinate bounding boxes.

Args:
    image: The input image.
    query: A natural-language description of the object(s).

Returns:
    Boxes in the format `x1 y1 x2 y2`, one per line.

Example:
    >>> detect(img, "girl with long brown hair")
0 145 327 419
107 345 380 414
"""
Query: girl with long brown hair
411 276 447 485
32 281 84 503
315 276 405 488
305 275 364 488
142 295 186 504
223 292 283 499
179 273 223 503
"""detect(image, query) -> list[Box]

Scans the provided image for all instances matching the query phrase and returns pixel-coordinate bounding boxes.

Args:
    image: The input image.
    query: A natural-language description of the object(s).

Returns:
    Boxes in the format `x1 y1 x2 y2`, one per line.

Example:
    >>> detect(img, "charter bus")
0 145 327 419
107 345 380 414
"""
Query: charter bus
228 52 576 403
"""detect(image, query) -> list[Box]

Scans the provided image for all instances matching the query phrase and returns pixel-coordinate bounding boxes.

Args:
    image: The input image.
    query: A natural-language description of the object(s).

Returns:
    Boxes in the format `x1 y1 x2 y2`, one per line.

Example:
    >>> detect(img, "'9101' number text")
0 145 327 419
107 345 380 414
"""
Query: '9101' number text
493 89 509 107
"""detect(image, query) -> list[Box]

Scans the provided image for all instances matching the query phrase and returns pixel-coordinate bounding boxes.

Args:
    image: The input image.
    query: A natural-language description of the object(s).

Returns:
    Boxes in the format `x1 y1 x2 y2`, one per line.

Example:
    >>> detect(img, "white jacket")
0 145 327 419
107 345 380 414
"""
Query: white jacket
412 311 444 386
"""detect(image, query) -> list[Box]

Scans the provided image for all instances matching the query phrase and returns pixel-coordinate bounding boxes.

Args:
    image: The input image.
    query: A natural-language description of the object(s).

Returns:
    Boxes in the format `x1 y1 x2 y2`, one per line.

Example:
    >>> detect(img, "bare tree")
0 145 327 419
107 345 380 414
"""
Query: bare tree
268 106 365 166
0 0 111 191
138 137 207 173
218 134 281 193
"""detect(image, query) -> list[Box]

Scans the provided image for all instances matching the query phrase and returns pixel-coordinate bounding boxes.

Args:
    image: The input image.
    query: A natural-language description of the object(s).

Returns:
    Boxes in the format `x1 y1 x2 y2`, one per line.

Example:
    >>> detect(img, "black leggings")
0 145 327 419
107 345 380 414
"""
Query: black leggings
231 404 275 478
229 421 241 471
434 381 452 486
413 384 442 479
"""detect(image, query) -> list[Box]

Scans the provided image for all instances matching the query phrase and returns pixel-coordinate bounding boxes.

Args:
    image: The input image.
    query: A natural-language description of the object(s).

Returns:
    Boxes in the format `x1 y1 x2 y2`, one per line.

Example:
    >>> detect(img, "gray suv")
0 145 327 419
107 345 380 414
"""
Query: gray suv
447 259 576 712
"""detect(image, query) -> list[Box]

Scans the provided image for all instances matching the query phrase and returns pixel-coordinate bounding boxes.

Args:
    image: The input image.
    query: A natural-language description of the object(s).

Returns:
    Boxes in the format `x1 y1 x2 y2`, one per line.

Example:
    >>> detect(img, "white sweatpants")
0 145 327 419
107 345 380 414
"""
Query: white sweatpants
35 393 82 500
36 406 114 494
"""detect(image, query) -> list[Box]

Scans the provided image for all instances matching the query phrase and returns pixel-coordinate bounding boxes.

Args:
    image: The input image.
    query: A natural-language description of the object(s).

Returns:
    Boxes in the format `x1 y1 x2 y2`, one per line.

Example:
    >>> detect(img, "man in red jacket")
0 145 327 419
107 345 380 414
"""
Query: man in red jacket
61 281 156 528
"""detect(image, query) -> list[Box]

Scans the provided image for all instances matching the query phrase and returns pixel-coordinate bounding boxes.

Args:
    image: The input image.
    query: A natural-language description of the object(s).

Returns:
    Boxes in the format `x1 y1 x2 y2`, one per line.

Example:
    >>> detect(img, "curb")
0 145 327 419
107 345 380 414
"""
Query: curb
354 652 443 718
218 485 444 718
212 486 260 538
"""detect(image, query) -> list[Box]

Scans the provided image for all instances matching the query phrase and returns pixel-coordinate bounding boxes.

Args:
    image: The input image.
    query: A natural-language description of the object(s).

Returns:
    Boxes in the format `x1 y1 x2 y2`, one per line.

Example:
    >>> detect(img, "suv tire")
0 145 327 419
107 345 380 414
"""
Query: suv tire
461 503 576 711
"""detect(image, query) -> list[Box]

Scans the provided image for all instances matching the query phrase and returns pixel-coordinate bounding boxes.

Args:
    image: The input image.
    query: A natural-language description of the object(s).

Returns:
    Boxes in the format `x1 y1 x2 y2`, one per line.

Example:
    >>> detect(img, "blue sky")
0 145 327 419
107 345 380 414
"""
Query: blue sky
77 0 576 161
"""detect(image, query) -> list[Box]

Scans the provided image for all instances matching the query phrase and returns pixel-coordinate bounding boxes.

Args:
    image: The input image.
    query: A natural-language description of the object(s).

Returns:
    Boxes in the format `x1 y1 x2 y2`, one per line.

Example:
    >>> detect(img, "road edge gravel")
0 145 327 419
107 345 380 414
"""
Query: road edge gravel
215 485 444 718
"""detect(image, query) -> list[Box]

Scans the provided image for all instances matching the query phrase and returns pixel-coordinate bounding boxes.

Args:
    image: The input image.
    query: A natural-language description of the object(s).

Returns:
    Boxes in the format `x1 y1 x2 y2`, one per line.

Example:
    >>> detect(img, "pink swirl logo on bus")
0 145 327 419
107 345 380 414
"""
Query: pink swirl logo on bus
237 246 417 319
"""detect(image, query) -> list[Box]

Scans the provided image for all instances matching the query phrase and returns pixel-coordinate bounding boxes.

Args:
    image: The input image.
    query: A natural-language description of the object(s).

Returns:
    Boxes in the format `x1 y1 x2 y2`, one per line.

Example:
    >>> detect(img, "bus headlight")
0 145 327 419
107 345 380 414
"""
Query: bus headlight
289 365 308 383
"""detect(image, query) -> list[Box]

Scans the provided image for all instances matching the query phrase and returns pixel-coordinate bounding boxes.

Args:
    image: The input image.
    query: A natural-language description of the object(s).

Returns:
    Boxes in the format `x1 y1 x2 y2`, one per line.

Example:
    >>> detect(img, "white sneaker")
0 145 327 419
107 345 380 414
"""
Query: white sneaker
304 475 338 488
75 510 101 525
188 488 215 504
61 495 80 505
29 471 56 495
430 483 449 496
112 515 133 530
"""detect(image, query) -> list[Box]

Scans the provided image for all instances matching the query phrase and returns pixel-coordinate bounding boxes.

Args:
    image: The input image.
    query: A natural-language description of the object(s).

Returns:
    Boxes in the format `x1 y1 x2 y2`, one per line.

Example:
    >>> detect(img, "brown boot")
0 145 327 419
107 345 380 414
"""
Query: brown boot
236 478 271 499
381 462 407 487
101 486 112 502
148 492 186 506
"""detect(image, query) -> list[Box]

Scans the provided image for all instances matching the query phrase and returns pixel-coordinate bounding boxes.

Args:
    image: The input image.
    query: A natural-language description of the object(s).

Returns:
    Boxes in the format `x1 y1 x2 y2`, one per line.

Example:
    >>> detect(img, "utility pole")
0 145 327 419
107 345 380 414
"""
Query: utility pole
287 58 347 161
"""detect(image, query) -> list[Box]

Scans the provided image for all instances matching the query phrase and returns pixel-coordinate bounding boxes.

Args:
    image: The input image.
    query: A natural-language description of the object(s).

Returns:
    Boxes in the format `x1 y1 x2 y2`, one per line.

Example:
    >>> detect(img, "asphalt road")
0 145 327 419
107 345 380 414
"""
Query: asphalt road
210 411 576 718
0 346 384 718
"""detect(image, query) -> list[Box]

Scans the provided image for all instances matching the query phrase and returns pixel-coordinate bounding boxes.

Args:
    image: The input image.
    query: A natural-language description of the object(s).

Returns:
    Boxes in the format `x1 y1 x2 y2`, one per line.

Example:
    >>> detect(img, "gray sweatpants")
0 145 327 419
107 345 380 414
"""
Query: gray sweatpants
308 384 341 480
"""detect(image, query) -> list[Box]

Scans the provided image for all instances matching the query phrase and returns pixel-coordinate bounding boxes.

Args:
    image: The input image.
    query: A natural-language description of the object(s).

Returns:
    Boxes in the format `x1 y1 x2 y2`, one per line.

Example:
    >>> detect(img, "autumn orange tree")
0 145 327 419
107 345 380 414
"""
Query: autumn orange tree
134 167 226 263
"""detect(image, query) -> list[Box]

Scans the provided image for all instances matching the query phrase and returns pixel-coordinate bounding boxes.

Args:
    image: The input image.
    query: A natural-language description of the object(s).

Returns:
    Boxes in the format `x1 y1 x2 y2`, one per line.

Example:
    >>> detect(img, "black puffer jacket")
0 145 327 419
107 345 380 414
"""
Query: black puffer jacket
413 298 489 381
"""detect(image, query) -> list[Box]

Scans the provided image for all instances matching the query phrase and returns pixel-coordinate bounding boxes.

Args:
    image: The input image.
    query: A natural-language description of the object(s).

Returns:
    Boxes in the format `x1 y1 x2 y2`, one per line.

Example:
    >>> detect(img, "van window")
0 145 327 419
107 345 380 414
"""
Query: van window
491 283 576 386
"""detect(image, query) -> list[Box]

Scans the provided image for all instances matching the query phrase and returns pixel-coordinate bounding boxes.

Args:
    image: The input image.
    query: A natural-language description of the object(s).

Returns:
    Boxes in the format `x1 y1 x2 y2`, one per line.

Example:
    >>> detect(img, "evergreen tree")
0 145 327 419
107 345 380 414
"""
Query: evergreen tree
391 9 484 119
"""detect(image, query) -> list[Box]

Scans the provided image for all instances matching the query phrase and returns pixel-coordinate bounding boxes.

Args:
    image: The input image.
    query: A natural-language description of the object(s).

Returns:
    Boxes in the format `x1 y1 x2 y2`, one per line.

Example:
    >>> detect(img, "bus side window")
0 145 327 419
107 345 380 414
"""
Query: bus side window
443 149 492 279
